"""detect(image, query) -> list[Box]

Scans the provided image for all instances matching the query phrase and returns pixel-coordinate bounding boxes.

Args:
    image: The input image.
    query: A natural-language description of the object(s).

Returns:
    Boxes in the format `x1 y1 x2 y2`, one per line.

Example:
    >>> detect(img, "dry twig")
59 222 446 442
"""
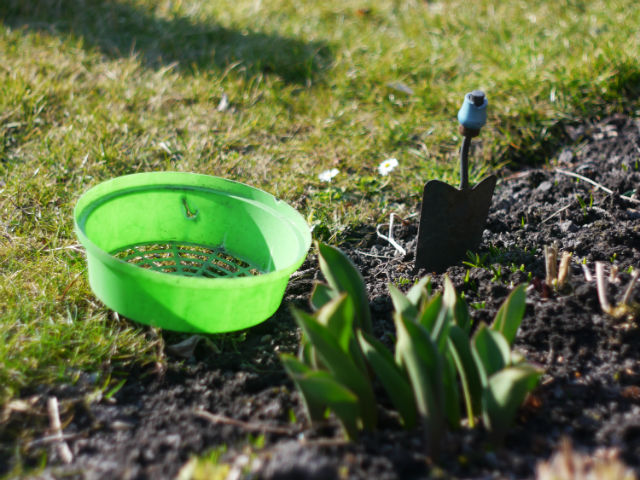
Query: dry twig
192 409 297 436
28 432 79 448
540 203 573 224
555 168 640 204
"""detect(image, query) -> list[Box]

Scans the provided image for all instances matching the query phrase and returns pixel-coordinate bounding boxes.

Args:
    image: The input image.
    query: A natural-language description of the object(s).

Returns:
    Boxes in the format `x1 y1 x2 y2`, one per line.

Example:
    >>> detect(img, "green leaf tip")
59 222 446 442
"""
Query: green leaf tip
491 284 527 346
483 364 542 441
316 241 372 334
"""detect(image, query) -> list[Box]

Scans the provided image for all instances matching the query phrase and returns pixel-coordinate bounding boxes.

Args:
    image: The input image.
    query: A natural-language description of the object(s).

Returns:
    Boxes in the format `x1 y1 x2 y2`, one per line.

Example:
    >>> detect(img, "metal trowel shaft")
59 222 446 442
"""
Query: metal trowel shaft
459 136 471 190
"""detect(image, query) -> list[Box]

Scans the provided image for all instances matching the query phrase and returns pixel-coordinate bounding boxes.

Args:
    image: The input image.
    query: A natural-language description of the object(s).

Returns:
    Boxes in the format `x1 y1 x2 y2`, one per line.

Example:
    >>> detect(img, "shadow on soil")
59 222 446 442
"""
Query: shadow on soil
0 0 332 84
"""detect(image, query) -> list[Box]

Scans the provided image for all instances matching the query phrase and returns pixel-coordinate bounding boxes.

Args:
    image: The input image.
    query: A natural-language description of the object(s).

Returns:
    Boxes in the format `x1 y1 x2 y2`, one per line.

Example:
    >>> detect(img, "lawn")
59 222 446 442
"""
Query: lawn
1 0 640 473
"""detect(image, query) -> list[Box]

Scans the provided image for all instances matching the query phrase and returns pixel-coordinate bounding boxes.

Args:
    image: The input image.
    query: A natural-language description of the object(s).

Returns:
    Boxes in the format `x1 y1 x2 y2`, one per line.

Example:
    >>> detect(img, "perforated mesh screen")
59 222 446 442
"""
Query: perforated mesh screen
112 242 261 278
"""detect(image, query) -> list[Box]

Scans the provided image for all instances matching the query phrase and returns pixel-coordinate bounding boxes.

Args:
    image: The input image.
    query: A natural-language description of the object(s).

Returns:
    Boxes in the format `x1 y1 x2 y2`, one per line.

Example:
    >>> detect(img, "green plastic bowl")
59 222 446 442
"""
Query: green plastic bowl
74 172 311 333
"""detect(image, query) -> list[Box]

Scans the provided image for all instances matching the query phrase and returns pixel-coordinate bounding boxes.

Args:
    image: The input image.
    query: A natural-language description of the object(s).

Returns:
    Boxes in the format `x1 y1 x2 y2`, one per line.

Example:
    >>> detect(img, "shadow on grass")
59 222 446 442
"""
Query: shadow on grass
0 0 332 84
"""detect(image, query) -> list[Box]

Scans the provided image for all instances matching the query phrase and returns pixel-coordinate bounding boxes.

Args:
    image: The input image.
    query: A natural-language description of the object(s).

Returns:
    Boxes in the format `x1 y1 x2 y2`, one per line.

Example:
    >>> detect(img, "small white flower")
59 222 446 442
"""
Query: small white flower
318 168 339 182
157 141 172 155
378 157 399 176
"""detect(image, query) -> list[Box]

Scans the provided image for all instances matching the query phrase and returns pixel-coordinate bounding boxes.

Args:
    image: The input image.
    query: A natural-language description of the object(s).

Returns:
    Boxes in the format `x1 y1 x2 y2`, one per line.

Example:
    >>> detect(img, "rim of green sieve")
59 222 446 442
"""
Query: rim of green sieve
74 172 312 332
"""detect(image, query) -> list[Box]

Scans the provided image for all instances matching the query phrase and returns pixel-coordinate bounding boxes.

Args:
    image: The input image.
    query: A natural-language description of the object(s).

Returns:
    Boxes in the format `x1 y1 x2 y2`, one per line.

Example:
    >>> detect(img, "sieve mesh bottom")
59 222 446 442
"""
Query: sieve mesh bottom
111 241 262 278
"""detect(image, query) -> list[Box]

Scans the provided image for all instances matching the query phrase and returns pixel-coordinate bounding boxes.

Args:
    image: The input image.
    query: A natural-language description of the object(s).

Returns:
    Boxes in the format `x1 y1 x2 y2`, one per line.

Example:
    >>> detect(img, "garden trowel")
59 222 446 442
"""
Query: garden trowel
415 90 496 272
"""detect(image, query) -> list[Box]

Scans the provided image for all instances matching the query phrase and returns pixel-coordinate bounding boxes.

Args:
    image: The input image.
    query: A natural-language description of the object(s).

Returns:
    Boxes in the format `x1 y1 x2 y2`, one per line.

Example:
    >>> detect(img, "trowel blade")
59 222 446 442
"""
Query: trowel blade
415 175 497 272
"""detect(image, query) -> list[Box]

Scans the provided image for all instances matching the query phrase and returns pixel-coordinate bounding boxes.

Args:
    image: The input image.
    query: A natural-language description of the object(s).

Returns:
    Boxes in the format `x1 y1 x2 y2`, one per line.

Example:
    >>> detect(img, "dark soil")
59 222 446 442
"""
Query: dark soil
3 114 640 479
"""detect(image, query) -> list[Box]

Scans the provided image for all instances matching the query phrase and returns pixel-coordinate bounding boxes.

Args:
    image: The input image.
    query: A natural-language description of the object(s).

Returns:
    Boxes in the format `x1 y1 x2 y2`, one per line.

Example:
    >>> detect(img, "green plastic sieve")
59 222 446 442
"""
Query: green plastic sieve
74 172 311 333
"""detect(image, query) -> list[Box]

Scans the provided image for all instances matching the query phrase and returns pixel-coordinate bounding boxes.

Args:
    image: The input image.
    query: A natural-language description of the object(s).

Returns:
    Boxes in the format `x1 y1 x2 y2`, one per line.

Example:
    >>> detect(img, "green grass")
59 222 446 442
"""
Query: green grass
1 0 640 422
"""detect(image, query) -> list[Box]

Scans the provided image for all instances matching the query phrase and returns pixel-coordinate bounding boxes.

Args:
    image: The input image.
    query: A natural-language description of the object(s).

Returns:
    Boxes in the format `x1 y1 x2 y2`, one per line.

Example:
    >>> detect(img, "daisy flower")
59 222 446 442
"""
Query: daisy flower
378 158 398 176
318 168 339 182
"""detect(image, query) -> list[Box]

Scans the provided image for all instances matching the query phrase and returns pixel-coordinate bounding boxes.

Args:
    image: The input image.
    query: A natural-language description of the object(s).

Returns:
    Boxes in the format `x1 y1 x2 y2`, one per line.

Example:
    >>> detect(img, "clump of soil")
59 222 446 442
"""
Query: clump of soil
2 115 640 479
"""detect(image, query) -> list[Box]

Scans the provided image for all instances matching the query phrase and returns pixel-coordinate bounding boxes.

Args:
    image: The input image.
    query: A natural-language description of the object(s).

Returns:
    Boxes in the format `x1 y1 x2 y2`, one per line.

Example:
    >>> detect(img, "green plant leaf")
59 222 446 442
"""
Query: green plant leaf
418 293 443 333
447 324 482 425
406 276 431 306
315 293 369 375
442 276 470 334
491 284 527 346
389 283 419 320
472 325 511 382
317 242 372 334
291 307 377 429
453 292 471 334
483 364 542 441
310 282 336 311
442 276 457 311
281 354 327 421
433 309 452 354
316 294 354 352
442 350 461 429
298 333 317 368
424 295 451 354
281 354 361 439
392 292 444 376
357 331 417 428
395 312 445 451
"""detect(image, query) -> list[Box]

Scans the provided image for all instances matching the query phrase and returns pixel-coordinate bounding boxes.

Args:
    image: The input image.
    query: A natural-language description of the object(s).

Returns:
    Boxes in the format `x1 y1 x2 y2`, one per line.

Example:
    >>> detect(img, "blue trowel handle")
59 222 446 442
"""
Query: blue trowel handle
458 90 487 131
457 90 487 189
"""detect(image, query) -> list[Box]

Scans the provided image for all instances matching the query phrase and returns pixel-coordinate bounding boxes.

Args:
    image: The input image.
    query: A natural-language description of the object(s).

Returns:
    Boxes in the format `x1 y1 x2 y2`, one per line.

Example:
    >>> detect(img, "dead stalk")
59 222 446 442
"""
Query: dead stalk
609 265 619 283
581 264 593 282
595 262 612 314
47 397 73 464
544 244 558 286
622 269 640 306
557 252 572 288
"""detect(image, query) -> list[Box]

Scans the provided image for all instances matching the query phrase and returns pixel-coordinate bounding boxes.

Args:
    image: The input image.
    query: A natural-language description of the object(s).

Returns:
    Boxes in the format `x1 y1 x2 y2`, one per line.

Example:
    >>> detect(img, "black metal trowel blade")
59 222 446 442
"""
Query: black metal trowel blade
415 175 497 272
